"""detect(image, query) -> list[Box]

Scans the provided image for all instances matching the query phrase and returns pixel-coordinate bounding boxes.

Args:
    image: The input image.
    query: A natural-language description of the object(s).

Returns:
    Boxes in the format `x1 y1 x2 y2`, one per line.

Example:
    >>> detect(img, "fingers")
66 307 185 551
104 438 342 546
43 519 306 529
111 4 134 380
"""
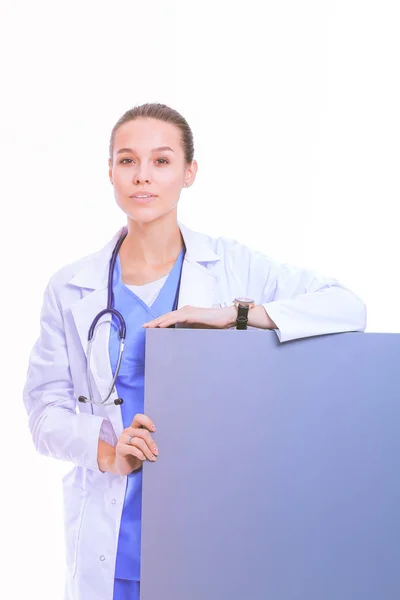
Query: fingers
123 444 147 462
131 413 156 432
126 426 158 451
126 427 158 457
119 414 159 464
143 307 189 328
117 433 157 463
127 436 157 461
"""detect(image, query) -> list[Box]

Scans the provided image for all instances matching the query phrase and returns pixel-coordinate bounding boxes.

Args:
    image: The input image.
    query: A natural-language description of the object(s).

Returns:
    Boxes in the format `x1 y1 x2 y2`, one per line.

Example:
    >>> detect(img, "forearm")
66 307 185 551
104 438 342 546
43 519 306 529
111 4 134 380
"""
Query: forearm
248 305 277 329
261 286 366 342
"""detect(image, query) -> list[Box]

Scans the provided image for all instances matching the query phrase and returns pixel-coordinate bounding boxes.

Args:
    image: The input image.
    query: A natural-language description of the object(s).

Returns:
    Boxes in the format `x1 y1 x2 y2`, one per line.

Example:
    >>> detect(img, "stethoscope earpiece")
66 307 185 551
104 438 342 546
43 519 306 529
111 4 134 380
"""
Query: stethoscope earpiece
78 394 123 406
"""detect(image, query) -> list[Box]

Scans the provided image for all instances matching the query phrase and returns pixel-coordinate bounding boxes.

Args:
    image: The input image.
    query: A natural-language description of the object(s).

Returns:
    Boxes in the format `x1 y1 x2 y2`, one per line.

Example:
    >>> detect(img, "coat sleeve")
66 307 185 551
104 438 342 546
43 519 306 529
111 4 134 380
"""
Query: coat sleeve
23 280 108 472
227 242 367 343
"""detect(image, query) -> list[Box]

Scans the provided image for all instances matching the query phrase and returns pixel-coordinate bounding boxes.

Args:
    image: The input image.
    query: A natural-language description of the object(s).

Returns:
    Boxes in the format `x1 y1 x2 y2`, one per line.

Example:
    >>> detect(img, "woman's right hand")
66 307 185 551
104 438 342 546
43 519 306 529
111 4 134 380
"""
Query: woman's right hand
113 413 159 476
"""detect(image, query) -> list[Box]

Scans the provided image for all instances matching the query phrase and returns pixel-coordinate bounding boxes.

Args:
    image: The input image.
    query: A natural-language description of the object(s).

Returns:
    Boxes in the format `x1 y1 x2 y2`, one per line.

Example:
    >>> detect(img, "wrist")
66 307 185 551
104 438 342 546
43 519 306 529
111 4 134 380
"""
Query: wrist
225 305 237 328
98 440 117 474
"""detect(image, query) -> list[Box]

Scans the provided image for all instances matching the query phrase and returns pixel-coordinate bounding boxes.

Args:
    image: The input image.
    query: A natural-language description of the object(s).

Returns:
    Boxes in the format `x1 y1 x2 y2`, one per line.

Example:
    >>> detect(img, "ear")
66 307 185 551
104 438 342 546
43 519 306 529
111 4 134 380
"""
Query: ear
183 159 198 188
108 158 113 185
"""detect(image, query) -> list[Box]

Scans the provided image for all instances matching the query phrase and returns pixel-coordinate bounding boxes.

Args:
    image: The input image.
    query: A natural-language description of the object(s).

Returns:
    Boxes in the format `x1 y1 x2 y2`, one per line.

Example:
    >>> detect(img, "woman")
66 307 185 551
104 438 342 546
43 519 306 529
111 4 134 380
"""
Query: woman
23 103 366 600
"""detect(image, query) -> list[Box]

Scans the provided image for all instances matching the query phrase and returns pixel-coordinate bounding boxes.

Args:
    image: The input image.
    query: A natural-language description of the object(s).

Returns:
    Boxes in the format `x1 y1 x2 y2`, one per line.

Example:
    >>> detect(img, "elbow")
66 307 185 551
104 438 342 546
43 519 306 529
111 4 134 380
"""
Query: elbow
335 286 367 333
27 400 74 459
28 408 53 457
356 299 367 332
23 383 53 457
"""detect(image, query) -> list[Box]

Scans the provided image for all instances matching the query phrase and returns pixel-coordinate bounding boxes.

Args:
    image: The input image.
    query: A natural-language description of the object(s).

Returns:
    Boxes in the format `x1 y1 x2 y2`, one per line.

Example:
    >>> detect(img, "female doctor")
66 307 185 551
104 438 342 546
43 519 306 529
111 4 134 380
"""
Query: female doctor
23 103 366 600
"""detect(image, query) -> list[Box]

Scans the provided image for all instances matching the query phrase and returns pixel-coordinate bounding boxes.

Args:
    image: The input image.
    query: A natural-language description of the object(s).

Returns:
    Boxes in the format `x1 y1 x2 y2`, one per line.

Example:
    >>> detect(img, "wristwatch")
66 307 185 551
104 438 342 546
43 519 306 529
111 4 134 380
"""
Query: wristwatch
233 297 255 330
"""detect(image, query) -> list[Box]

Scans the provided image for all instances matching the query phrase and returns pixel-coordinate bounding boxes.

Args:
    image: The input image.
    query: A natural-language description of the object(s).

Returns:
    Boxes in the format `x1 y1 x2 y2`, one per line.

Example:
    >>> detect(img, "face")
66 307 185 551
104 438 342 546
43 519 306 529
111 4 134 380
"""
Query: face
108 118 197 225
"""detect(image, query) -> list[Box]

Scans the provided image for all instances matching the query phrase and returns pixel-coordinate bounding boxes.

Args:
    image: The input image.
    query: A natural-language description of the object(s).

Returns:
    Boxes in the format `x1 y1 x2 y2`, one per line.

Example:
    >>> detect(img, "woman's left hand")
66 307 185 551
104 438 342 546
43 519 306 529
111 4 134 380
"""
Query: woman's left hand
143 305 237 329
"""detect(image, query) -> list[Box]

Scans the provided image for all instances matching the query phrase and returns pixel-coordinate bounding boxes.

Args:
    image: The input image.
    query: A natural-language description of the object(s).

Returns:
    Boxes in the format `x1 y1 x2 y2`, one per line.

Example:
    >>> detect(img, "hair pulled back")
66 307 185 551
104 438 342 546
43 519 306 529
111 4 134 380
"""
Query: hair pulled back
109 103 194 164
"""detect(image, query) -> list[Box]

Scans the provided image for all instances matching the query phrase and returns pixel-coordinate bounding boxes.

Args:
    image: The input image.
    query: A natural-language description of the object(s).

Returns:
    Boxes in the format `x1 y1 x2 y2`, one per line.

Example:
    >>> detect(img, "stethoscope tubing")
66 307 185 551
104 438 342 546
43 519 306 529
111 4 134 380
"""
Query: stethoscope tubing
80 229 128 407
79 228 184 407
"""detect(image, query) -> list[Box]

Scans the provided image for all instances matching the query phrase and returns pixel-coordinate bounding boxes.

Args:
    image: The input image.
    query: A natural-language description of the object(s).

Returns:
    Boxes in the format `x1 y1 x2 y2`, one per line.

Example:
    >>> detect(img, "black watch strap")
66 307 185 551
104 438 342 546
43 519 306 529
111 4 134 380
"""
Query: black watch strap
236 304 249 330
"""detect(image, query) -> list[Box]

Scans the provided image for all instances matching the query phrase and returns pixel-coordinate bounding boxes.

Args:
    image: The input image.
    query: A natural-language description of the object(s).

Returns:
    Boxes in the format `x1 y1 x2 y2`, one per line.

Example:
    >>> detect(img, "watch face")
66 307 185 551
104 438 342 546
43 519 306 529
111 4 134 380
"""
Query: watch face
235 297 254 305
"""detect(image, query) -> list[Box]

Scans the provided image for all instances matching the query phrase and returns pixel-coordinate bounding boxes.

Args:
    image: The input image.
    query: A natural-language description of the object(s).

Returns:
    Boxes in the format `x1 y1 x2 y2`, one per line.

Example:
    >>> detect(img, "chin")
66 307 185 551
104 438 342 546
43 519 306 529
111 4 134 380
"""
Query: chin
126 208 175 225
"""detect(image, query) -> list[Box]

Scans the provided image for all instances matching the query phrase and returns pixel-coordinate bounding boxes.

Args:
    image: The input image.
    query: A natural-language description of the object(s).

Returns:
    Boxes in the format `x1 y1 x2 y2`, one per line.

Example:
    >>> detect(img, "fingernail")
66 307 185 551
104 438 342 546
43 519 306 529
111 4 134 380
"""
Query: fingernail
151 455 156 461
153 447 158 454
151 425 156 431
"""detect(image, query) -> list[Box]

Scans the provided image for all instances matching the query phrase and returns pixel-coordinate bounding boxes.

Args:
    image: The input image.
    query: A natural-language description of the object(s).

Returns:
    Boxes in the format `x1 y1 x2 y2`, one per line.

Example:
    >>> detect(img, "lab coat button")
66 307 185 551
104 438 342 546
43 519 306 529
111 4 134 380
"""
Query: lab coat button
100 555 105 561
111 499 116 505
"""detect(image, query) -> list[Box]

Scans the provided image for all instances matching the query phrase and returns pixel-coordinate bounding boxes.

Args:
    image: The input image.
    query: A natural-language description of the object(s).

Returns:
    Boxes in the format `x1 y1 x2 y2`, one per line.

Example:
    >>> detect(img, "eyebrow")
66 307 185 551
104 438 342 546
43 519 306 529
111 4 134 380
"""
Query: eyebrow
116 146 175 155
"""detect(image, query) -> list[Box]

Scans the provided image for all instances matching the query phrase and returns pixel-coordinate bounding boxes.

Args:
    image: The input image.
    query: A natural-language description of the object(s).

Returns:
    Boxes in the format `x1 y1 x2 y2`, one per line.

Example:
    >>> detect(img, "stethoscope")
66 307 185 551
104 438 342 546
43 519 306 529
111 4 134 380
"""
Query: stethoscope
78 228 184 407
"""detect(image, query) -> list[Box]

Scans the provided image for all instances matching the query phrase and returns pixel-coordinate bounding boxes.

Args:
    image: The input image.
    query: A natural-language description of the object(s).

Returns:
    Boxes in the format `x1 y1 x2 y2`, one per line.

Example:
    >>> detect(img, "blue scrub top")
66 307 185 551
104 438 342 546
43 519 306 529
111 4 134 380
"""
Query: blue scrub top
109 247 185 581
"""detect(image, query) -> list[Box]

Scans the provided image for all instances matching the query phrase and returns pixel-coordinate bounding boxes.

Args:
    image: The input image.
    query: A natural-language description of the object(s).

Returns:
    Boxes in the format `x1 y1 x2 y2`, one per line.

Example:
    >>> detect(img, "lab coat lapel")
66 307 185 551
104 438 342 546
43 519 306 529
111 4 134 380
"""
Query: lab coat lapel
68 229 125 437
177 222 221 311
177 257 219 311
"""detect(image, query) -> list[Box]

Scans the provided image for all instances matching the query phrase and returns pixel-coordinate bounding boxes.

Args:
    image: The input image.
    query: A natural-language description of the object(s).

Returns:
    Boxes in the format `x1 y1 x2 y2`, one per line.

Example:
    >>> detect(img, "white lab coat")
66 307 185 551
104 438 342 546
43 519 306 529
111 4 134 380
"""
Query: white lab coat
23 223 366 600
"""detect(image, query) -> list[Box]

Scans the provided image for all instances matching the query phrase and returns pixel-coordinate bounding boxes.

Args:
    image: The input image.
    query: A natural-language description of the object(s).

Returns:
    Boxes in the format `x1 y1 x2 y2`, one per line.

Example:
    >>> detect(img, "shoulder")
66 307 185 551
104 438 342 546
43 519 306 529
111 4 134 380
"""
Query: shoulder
47 254 93 289
179 223 280 296
180 222 274 271
47 228 123 293
179 221 257 258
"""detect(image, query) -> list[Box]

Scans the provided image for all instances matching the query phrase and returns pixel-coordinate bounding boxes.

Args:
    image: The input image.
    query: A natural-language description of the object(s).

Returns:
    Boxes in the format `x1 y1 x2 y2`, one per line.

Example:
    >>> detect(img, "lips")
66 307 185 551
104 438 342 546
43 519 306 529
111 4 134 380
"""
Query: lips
129 193 157 199
129 192 157 205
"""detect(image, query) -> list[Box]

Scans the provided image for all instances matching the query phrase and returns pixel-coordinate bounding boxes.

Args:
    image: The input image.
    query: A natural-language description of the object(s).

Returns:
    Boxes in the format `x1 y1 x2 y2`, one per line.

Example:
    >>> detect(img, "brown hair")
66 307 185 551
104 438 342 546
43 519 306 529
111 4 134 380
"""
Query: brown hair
109 103 194 164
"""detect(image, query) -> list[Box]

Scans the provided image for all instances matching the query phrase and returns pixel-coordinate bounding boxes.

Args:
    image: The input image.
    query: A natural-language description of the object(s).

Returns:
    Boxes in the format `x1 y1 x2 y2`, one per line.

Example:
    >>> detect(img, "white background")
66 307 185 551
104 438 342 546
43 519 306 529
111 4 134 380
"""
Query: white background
1 1 399 597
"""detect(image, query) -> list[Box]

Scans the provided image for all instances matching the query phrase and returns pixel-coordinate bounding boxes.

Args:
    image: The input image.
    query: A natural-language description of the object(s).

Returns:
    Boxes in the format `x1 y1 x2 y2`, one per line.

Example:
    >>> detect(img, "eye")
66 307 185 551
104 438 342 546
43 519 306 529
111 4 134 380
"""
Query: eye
155 158 169 165
120 158 134 164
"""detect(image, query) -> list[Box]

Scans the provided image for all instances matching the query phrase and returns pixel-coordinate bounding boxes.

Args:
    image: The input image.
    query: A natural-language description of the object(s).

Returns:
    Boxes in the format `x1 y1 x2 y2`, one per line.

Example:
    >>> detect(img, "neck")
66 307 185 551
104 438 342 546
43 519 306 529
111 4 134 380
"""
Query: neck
121 213 183 267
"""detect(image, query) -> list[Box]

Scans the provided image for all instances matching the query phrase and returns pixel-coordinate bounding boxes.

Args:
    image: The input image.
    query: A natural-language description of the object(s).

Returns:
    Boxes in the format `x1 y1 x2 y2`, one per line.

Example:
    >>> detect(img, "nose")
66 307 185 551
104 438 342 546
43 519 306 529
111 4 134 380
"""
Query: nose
133 163 152 185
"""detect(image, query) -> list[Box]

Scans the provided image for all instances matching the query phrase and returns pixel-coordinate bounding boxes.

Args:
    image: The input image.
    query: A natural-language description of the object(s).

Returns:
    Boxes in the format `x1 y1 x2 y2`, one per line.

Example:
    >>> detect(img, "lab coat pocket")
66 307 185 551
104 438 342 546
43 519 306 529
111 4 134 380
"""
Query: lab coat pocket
62 483 88 578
